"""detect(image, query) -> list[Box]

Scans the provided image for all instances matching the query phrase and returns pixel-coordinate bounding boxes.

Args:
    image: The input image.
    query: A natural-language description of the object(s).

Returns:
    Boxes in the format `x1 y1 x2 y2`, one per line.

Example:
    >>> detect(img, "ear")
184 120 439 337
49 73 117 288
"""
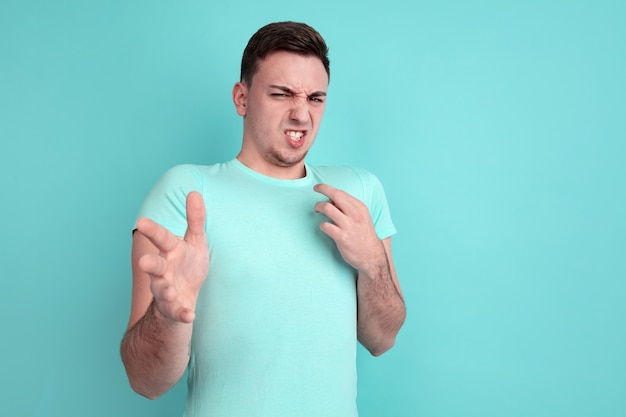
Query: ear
232 82 248 116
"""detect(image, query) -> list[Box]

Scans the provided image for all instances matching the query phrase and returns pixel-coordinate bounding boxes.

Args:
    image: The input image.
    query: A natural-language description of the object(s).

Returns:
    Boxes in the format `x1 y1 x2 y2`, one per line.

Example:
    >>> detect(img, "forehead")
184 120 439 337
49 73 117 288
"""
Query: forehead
253 51 329 91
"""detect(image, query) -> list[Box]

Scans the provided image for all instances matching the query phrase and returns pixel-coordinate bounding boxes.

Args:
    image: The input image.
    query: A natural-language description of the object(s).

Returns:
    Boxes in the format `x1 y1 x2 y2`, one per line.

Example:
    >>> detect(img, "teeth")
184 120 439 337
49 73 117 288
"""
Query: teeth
286 130 304 139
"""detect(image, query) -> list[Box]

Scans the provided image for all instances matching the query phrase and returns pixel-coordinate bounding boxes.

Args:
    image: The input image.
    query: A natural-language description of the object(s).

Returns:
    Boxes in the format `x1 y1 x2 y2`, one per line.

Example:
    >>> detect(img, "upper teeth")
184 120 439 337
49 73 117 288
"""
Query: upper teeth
286 131 304 139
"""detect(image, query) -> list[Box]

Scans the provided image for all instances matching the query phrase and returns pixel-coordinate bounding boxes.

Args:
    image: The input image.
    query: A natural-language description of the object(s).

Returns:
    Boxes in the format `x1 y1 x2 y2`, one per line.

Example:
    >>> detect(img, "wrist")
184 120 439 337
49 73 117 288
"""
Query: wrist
357 243 388 278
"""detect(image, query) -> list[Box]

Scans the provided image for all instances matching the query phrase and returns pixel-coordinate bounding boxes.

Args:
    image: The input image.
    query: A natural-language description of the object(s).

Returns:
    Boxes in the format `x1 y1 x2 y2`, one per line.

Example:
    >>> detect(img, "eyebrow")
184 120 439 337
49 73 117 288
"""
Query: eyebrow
269 85 327 97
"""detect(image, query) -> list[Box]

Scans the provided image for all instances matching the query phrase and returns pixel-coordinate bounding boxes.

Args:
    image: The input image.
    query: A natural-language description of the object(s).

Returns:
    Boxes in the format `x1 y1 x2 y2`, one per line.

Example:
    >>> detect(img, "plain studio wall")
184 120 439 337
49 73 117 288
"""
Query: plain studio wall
1 1 624 416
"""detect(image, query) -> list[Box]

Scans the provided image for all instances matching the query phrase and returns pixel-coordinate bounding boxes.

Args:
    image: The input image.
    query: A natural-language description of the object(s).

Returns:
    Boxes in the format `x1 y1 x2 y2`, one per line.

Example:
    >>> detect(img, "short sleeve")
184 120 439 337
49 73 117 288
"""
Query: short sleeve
351 168 396 240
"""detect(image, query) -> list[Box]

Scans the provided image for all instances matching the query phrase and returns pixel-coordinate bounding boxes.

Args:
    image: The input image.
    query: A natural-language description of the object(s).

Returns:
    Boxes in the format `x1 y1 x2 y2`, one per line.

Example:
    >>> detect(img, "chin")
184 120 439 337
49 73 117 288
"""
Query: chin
268 150 308 167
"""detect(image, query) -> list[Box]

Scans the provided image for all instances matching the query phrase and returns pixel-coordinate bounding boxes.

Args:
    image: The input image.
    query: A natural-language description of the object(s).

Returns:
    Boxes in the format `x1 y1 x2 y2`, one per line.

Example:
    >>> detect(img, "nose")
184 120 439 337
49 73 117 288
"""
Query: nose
289 96 309 123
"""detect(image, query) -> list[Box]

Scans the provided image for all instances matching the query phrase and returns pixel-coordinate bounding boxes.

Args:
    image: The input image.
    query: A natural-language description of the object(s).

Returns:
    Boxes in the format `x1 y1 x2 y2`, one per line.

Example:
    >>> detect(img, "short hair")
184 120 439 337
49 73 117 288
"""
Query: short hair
240 21 330 85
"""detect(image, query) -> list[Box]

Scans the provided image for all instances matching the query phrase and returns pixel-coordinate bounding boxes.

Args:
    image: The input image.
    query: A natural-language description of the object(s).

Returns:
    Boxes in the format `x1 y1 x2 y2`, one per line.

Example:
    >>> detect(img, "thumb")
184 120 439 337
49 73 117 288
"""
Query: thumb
184 191 206 241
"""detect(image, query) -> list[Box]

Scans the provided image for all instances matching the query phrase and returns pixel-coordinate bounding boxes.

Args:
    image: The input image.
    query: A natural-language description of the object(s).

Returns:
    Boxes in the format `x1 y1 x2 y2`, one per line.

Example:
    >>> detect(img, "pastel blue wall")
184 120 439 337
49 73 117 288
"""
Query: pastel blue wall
1 1 624 416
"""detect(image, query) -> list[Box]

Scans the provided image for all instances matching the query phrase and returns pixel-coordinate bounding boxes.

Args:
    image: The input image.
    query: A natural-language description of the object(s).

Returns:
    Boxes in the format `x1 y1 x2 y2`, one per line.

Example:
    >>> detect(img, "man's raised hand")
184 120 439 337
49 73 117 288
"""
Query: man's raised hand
135 191 209 324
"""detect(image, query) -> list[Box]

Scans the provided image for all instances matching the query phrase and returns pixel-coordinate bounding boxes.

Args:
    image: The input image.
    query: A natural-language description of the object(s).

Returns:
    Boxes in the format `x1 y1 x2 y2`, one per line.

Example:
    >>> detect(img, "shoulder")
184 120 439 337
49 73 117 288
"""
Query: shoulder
155 161 233 189
141 163 223 210
160 163 222 180
159 163 203 182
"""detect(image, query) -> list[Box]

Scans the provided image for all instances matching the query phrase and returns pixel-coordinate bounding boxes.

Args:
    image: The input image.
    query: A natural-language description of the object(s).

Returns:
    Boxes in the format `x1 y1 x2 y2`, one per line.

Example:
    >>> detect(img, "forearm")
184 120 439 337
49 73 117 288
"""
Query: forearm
120 299 192 399
356 249 406 356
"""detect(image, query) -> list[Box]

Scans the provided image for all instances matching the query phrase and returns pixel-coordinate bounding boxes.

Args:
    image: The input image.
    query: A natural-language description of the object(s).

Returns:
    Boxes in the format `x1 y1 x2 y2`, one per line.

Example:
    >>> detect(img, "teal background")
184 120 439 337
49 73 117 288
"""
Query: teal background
1 1 624 416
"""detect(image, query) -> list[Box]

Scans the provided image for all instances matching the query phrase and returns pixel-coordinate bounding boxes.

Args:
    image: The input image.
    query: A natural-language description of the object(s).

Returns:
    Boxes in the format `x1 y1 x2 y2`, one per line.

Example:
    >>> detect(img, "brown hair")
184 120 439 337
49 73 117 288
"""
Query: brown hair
240 21 330 85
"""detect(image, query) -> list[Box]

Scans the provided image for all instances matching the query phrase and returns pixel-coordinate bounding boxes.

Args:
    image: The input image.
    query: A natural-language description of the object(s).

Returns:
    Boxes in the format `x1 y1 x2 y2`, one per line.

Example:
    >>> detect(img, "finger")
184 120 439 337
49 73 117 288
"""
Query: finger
150 278 177 303
319 221 342 242
184 191 206 241
153 293 196 324
138 253 168 276
314 200 345 226
313 183 356 212
314 183 345 215
313 183 337 200
178 308 196 323
136 217 179 252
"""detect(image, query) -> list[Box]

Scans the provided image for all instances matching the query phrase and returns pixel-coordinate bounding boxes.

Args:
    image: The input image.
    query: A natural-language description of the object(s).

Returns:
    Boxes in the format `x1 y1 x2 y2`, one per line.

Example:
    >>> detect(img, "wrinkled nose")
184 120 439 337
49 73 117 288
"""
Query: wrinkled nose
289 98 309 123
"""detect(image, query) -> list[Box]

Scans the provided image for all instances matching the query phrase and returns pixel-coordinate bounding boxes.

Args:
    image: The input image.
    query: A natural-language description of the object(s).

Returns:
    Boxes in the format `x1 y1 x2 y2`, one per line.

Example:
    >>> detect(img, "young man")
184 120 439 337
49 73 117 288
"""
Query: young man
121 21 405 417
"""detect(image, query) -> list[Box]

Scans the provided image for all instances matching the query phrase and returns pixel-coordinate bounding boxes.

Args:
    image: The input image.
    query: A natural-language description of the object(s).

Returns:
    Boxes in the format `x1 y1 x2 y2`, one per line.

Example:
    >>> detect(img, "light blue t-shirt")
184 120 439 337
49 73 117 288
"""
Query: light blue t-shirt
137 159 396 417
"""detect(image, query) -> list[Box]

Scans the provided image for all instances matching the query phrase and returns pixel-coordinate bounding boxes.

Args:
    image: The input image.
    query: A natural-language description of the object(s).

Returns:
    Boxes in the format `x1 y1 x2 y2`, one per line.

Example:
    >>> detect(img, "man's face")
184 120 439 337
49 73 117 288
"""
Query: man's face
233 50 329 178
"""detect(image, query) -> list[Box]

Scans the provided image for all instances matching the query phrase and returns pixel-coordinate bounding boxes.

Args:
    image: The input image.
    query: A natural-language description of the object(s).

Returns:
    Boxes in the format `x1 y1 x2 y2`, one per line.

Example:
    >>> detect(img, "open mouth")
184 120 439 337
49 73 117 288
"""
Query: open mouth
285 130 306 147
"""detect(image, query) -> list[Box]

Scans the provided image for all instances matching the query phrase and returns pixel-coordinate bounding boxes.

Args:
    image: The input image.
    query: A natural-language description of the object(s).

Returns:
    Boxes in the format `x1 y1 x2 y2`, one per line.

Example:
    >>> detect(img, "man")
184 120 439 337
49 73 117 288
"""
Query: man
121 21 405 417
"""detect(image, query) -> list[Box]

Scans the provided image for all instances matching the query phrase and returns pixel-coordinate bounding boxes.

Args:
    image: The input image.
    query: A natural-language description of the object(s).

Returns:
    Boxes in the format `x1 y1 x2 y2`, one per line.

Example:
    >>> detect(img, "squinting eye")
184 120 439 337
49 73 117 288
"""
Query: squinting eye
309 97 324 103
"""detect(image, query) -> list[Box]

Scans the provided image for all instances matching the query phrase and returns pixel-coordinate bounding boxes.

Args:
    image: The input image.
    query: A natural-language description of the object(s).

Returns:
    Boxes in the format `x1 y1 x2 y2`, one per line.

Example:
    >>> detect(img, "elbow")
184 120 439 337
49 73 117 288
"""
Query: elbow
122 360 184 400
359 331 398 357
120 356 183 400
121 351 167 400
361 309 406 357
123 370 180 400
128 379 163 400
366 336 397 357
138 390 163 401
